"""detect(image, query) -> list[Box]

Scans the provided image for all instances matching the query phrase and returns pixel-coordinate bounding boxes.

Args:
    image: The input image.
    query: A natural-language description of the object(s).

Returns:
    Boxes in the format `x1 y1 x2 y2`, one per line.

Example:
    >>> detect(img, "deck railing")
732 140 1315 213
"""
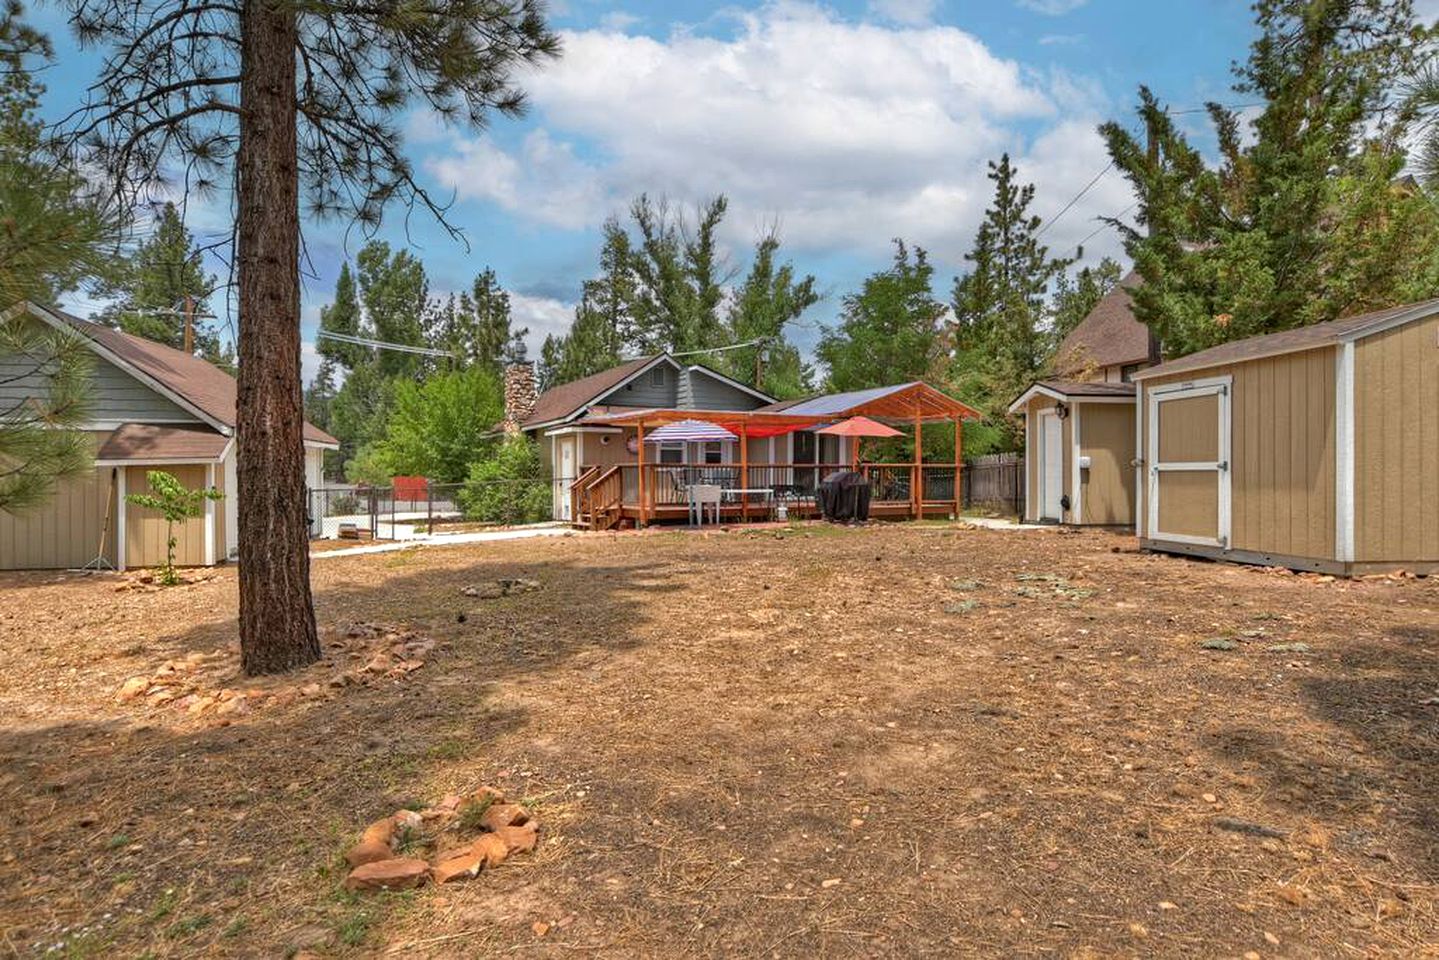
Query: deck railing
572 456 1023 525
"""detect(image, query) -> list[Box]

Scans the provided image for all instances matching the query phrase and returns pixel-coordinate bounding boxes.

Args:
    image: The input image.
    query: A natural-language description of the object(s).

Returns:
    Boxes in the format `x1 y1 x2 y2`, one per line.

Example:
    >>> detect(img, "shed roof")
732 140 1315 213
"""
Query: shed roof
32 304 339 446
1006 379 1135 415
96 423 231 463
1053 272 1155 374
1134 298 1439 381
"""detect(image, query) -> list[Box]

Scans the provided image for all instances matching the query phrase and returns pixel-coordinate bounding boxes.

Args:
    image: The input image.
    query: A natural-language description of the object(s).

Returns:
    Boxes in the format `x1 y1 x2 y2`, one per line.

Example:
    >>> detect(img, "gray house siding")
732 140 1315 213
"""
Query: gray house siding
601 361 679 408
0 320 198 424
684 369 767 411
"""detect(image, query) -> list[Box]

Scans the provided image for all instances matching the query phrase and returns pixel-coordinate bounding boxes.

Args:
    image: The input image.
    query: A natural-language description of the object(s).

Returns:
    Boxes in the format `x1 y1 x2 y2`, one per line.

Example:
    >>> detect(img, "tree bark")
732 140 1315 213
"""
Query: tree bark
236 0 320 674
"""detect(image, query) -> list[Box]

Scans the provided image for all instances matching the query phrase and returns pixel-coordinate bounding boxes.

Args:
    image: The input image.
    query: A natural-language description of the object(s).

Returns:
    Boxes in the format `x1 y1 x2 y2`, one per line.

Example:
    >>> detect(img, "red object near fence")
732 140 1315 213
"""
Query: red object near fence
393 476 428 503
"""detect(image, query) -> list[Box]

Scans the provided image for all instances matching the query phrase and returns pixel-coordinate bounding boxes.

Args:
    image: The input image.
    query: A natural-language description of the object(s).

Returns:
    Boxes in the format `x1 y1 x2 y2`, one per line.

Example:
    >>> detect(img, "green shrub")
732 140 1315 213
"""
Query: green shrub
458 437 550 525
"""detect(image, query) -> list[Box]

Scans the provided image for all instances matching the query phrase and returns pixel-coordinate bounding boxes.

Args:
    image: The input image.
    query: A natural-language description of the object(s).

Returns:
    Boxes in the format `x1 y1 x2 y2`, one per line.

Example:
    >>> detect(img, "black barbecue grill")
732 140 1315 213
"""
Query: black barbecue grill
817 470 871 522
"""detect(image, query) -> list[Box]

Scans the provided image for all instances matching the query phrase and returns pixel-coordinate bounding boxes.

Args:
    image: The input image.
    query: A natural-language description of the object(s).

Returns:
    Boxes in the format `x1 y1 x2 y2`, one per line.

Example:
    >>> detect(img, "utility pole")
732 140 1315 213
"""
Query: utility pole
182 295 195 355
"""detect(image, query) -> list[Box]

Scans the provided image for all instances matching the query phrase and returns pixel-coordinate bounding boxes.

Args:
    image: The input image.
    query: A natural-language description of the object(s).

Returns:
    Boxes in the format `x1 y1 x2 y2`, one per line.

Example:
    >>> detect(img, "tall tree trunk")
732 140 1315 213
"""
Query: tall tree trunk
235 0 320 675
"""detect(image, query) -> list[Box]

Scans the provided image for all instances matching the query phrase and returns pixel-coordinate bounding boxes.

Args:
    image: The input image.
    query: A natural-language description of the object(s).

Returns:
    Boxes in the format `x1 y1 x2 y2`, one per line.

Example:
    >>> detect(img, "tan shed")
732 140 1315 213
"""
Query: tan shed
1008 380 1138 526
1133 300 1439 576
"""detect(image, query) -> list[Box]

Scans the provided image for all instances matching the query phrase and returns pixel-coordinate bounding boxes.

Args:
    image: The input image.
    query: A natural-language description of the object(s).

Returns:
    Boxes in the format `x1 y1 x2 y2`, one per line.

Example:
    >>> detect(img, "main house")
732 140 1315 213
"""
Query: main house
0 303 338 571
506 355 979 528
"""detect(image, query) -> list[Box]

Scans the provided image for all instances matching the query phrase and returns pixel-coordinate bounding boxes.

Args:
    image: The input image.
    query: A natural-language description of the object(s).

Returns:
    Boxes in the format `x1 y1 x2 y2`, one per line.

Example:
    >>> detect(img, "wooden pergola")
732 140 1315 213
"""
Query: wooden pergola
579 382 981 525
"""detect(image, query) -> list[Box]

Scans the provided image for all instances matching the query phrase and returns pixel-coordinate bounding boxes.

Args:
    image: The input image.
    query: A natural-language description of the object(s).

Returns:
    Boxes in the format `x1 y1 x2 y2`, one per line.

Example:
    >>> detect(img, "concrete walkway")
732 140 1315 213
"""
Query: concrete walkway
311 523 575 560
960 516 1049 531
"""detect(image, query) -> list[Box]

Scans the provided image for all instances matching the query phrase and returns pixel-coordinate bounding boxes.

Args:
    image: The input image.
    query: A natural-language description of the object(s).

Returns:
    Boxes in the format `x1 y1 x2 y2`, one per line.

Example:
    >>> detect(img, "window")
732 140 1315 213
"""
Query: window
1121 363 1144 383
659 442 684 464
650 366 665 387
702 441 724 465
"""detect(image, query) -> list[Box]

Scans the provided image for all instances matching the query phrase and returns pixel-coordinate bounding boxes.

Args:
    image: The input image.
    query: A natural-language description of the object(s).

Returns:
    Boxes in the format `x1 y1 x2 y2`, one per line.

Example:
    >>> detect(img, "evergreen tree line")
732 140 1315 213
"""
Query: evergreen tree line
549 1 1438 460
303 242 530 485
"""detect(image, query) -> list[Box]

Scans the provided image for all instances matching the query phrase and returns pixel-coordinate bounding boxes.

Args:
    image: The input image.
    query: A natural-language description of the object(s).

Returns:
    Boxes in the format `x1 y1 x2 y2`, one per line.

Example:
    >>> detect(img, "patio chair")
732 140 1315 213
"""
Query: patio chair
687 484 722 526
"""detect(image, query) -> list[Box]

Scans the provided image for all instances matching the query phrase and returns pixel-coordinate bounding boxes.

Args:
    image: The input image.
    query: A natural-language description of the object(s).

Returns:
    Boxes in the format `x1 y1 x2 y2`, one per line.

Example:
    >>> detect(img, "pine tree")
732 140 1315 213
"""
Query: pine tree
949 154 1072 448
817 240 948 392
1101 0 1439 356
434 268 528 372
951 155 1073 390
1050 257 1124 345
96 202 228 366
0 9 109 514
316 262 368 371
64 0 558 674
624 195 730 354
356 241 429 379
720 234 818 399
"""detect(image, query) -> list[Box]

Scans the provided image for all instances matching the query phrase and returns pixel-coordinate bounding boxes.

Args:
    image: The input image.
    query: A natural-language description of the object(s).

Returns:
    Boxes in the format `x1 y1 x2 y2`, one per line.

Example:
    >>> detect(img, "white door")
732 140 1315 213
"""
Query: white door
1147 378 1231 547
557 438 575 521
1040 411 1064 521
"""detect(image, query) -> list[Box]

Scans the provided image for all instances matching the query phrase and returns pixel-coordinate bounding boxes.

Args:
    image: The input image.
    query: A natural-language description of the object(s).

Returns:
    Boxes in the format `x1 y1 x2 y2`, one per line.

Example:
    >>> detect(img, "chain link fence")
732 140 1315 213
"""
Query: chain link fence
310 479 550 541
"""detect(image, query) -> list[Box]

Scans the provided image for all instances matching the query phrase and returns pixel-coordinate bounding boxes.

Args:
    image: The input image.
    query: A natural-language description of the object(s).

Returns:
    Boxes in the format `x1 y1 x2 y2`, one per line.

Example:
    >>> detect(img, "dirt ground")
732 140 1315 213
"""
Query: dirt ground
1 522 1436 958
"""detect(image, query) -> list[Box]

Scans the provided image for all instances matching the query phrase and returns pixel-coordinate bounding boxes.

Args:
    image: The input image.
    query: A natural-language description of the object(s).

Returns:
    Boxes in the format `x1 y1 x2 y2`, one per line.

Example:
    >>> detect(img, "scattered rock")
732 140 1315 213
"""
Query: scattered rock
480 803 529 832
116 677 149 701
461 578 540 600
943 600 979 615
1266 642 1312 654
345 839 394 868
1200 638 1238 651
494 823 538 855
344 857 430 892
1214 817 1289 839
432 849 488 884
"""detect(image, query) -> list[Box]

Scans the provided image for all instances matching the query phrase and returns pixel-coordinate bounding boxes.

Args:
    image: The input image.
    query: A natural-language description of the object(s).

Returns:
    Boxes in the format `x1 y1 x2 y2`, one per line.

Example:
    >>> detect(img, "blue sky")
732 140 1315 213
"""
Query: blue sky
30 0 1267 381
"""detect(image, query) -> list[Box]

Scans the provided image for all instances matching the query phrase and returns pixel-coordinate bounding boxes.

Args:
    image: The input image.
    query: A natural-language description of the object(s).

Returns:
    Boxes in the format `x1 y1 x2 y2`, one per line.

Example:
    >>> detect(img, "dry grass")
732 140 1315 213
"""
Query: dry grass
0 522 1436 958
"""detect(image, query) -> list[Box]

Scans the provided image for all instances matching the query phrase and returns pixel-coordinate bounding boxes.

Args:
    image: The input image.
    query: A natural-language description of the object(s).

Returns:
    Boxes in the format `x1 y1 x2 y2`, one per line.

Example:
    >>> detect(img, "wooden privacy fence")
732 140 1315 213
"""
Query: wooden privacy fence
960 453 1024 516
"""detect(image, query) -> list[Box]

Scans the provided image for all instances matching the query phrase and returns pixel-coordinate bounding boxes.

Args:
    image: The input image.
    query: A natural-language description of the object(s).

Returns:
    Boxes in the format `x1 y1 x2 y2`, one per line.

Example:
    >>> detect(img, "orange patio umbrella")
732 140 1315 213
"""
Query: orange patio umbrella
815 415 903 467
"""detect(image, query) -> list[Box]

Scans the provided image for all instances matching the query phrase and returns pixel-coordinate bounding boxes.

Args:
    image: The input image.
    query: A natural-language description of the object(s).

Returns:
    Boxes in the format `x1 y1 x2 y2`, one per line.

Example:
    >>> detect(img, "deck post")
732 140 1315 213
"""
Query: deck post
953 417 962 520
740 421 749 523
912 408 922 519
637 421 646 528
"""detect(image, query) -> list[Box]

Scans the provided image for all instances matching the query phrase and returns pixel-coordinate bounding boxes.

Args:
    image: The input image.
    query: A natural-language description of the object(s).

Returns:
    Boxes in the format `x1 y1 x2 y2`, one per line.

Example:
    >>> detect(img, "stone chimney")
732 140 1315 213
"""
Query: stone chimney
502 361 538 436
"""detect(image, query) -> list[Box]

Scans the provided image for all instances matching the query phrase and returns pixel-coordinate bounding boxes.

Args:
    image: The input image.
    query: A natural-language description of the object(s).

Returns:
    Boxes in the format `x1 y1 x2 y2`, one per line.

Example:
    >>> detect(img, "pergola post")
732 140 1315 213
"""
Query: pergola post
739 422 749 523
637 421 647 528
912 407 922 520
953 417 963 520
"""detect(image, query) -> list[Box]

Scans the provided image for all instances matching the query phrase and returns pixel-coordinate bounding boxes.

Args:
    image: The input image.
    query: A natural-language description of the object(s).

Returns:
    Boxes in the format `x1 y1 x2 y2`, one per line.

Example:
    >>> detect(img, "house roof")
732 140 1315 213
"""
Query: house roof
1006 379 1135 414
1053 272 1155 374
96 423 232 463
584 381 980 429
522 354 777 430
522 356 660 429
35 305 338 446
1133 298 1439 381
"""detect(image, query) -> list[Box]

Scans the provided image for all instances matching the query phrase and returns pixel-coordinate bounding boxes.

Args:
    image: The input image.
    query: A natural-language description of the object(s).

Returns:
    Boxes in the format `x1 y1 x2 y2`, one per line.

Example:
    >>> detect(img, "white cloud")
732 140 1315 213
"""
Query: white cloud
423 2 1126 267
300 339 324 386
1015 0 1087 14
867 0 939 26
509 291 576 358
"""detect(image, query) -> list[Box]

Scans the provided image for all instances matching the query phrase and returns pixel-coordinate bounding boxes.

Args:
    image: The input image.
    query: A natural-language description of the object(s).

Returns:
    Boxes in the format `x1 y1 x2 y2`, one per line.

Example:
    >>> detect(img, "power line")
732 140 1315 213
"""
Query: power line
1036 161 1113 240
316 330 454 358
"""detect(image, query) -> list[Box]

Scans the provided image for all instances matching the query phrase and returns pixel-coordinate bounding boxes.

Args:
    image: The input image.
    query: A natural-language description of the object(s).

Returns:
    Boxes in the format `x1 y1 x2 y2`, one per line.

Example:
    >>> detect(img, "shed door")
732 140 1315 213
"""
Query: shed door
1039 411 1064 521
1147 379 1231 547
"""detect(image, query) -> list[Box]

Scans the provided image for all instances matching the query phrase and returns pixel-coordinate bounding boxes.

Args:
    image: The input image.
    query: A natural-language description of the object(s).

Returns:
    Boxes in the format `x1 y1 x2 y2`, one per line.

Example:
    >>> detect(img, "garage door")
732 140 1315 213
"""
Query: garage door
1148 379 1230 547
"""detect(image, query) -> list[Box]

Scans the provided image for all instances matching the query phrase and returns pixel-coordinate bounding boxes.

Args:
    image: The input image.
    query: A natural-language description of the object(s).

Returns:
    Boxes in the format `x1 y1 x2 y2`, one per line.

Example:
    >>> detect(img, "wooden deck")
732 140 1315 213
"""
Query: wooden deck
570 462 963 530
